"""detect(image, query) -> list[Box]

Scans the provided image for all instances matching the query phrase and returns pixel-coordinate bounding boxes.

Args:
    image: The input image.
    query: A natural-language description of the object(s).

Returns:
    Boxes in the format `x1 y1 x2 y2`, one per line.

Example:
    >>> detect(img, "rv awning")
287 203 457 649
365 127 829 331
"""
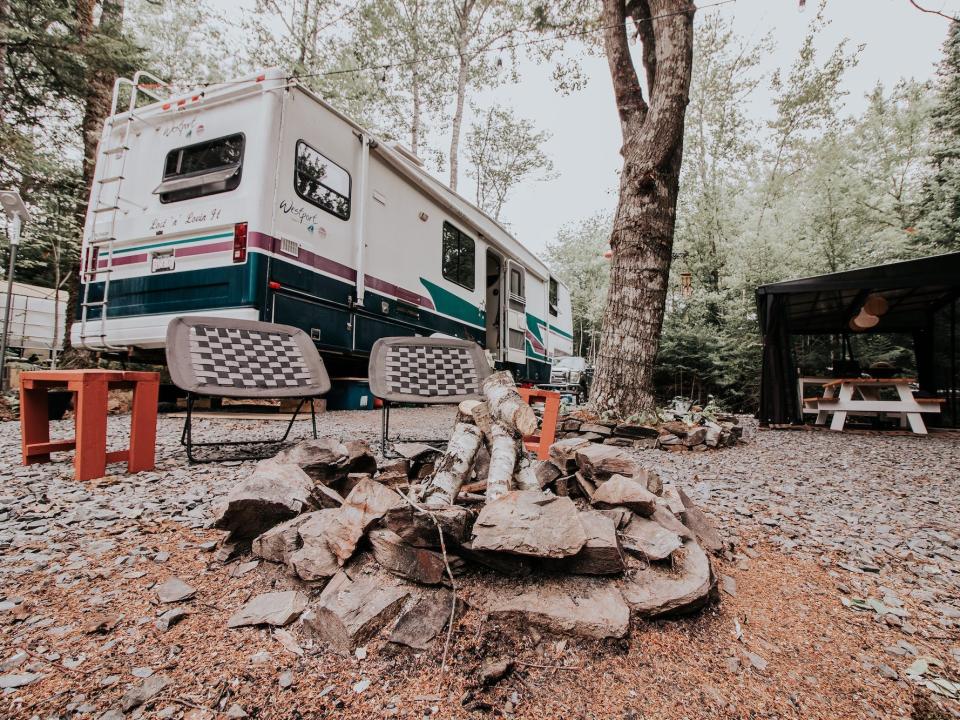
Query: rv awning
153 166 239 195
755 252 960 426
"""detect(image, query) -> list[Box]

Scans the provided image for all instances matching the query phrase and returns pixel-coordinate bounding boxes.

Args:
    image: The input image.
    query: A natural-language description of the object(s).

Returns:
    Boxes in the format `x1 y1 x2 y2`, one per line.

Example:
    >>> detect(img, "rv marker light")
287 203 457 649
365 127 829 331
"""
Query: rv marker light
268 281 281 290
232 222 248 263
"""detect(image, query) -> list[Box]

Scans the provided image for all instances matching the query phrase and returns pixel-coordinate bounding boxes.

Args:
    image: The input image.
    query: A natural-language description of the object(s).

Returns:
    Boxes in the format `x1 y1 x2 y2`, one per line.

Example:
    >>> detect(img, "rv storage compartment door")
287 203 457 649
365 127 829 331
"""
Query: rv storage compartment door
505 260 526 366
272 293 353 352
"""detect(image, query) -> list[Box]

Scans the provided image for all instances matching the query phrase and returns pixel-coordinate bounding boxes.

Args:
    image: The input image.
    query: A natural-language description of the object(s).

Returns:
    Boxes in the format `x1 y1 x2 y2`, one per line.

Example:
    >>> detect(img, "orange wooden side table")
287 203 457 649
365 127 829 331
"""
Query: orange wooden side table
20 370 160 481
517 387 562 461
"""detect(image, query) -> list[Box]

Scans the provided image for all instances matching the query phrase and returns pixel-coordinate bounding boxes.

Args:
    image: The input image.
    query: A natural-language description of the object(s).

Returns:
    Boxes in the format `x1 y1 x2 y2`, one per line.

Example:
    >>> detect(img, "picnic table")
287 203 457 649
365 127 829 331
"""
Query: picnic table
806 378 943 434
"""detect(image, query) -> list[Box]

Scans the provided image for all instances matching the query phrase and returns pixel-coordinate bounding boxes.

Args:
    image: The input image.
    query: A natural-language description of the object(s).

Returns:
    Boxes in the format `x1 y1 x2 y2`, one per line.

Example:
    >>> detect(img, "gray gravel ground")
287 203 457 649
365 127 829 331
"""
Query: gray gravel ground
0 408 958 712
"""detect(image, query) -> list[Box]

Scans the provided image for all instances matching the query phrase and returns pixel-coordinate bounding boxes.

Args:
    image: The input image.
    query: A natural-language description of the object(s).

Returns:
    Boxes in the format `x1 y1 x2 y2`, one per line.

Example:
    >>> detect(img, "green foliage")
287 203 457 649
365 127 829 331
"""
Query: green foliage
1 0 143 300
913 21 960 253
543 211 610 357
465 105 553 219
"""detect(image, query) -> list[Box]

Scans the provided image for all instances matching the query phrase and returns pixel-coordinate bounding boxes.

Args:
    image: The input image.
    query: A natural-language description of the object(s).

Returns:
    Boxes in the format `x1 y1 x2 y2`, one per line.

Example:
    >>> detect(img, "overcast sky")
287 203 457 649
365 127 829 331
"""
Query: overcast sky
210 0 960 255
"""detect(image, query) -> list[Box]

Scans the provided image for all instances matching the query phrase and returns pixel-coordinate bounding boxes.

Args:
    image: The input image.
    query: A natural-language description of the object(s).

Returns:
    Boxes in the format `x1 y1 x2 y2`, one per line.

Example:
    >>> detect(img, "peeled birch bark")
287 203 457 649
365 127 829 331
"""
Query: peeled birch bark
486 423 519 502
482 371 538 437
421 423 483 506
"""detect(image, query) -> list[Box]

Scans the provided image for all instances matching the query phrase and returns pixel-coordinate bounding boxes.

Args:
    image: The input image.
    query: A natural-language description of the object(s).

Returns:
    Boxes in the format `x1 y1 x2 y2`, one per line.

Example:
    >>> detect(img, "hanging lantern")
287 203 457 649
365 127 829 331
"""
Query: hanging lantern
863 293 889 316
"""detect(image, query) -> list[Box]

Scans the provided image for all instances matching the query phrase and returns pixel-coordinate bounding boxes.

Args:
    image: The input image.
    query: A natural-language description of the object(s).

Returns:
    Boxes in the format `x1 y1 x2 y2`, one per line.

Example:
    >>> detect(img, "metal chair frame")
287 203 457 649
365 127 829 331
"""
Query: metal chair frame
179 393 319 463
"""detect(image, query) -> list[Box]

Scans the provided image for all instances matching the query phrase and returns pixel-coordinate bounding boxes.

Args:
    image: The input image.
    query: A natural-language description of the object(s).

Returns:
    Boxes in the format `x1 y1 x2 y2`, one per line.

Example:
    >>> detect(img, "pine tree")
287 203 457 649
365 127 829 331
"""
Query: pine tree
913 21 960 252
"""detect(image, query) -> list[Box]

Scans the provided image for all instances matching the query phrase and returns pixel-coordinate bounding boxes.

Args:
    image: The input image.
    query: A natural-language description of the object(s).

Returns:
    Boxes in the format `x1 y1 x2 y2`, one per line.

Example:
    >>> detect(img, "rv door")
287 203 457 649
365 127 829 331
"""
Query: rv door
505 260 526 366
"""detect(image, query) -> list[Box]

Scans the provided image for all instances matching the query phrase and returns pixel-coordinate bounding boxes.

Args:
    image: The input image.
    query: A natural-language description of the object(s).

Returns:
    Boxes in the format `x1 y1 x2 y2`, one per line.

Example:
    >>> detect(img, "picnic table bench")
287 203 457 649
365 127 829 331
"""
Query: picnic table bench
804 378 943 434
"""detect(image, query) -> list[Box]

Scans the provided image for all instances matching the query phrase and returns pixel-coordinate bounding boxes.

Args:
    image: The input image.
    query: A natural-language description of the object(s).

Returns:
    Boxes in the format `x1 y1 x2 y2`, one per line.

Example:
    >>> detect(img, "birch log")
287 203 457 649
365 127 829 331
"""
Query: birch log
421 423 483 506
513 462 540 492
481 371 538 437
486 423 519 501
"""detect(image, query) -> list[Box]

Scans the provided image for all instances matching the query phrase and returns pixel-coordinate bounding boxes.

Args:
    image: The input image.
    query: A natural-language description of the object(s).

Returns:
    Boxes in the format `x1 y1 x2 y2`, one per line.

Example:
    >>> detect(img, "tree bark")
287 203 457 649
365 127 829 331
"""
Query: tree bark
422 422 483 505
590 0 695 417
448 51 470 191
485 423 518 501
481 370 538 436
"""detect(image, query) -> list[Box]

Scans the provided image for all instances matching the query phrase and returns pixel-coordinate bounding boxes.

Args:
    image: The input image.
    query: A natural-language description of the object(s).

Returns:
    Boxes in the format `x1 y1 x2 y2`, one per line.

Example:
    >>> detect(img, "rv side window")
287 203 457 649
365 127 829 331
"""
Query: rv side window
442 222 475 291
509 267 524 299
160 133 244 203
295 141 351 220
549 277 559 316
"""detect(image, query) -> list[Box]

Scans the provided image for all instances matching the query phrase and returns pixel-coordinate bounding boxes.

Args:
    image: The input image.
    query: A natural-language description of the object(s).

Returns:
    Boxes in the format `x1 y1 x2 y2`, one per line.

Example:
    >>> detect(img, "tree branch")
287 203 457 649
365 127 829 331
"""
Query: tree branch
908 0 956 21
629 0 657 96
602 0 648 142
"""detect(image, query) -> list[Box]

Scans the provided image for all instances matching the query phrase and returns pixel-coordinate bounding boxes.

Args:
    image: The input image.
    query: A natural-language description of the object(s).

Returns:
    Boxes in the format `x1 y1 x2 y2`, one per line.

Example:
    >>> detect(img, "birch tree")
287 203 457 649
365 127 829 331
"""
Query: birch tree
444 0 525 192
465 105 553 219
588 0 696 417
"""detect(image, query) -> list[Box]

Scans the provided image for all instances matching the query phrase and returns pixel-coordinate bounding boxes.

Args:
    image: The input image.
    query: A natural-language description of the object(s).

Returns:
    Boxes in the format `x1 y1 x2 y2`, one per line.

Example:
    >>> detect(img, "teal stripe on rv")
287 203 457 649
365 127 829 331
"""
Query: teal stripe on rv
112 231 234 255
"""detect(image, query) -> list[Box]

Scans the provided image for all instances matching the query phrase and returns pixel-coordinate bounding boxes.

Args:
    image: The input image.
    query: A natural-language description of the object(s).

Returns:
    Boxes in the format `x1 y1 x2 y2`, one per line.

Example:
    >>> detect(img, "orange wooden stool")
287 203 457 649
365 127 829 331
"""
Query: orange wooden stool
20 370 160 481
517 387 562 461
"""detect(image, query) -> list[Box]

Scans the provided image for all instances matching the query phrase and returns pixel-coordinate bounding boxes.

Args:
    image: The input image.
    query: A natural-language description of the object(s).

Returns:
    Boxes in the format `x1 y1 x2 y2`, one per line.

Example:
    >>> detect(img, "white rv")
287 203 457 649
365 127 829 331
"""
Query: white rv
72 68 573 382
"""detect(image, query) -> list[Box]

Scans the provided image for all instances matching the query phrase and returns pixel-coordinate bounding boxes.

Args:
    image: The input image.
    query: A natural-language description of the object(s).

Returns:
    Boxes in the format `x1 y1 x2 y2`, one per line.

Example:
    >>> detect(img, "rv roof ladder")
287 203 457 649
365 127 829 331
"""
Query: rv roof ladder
79 71 170 352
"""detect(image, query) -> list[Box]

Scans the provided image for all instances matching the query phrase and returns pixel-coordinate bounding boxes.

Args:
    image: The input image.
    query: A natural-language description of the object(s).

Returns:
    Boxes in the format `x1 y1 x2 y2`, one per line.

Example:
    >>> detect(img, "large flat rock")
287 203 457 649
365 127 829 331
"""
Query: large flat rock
382 503 474 548
619 514 683 561
575 444 639 480
479 579 630 639
677 488 724 554
274 438 376 487
564 510 625 575
227 591 308 628
288 510 341 582
213 460 318 541
389 592 455 649
323 479 405 564
252 513 314 564
591 474 657 516
368 529 454 585
471 491 586 558
303 571 409 653
620 541 717 618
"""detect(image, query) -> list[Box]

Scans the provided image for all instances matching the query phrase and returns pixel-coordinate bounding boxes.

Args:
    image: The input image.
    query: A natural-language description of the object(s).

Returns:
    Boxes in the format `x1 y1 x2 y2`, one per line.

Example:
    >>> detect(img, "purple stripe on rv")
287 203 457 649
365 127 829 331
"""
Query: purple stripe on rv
98 253 147 268
248 232 357 282
363 274 435 310
248 231 435 310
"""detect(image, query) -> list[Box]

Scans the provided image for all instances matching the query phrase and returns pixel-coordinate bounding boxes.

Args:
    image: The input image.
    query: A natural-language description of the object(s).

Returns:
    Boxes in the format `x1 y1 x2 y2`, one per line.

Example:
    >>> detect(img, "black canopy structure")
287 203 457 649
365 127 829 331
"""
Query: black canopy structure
756 252 960 427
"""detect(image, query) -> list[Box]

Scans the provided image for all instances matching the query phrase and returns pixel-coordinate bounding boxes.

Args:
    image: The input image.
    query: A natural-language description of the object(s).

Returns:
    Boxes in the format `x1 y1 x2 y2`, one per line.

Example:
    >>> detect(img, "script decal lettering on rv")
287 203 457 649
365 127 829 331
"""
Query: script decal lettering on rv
161 118 199 138
149 207 223 232
279 199 319 233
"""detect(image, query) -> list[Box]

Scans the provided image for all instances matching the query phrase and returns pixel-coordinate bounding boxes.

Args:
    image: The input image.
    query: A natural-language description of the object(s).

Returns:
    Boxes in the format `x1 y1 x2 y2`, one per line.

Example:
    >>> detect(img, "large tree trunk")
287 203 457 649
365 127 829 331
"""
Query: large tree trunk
590 0 695 416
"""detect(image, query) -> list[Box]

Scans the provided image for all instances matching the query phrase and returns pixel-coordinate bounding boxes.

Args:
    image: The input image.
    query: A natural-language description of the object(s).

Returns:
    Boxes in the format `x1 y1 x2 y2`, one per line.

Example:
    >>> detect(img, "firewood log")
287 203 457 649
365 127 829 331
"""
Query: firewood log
486 423 519 501
421 422 483 506
455 399 482 425
512 462 540 492
481 371 538 437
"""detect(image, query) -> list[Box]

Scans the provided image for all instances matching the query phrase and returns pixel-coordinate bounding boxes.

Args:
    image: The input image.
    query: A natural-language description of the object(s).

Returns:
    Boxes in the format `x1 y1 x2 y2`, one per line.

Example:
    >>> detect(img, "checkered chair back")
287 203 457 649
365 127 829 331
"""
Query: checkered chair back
368 336 491 404
166 316 330 398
